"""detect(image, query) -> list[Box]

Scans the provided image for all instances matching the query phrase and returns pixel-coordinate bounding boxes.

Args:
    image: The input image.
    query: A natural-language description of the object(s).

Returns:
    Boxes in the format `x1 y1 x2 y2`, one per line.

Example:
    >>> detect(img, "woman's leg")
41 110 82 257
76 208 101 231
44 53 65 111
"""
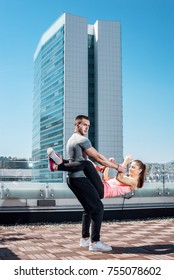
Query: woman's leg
59 161 104 199
58 160 88 172
47 148 104 198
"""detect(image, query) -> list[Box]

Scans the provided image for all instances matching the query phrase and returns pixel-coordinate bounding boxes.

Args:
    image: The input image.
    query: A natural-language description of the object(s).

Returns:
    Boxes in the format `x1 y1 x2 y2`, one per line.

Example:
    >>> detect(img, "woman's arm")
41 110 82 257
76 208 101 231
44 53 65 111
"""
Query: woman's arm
102 157 116 181
117 155 137 189
102 167 111 181
121 155 133 168
116 172 137 190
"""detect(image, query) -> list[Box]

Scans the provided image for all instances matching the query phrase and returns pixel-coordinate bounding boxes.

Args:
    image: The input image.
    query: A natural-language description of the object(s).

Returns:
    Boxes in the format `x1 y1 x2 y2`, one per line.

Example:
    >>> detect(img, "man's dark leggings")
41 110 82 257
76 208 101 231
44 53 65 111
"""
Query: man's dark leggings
67 176 104 242
59 160 104 198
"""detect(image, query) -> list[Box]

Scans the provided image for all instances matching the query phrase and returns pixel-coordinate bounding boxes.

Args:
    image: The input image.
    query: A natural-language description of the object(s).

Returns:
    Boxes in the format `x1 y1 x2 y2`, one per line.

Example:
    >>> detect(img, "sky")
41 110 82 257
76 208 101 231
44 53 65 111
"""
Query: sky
0 0 174 163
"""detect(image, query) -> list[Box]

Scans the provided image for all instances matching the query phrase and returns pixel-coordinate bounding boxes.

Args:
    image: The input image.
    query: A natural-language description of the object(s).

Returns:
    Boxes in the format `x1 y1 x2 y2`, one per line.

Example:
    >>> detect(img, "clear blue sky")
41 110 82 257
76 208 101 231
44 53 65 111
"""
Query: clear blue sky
0 0 173 163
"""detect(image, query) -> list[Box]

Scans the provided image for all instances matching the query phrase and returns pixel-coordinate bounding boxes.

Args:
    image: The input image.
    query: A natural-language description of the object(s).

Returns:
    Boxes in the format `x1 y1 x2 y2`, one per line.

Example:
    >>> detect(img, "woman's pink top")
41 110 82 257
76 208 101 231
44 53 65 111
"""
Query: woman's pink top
103 178 131 198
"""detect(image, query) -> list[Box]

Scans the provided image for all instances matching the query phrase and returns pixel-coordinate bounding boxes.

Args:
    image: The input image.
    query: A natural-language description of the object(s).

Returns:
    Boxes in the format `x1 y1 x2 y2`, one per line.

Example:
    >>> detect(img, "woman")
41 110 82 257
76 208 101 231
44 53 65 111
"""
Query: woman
47 148 146 197
102 156 146 197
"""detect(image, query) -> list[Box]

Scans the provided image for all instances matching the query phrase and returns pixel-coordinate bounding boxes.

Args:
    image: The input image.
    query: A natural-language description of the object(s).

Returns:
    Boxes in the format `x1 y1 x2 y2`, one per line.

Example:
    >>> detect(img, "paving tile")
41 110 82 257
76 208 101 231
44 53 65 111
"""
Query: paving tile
0 218 174 260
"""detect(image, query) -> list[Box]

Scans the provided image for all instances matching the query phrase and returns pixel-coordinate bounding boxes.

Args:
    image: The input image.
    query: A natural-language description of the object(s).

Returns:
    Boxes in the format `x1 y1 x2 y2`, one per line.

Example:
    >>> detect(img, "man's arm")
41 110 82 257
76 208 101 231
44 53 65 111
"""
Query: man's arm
85 147 125 172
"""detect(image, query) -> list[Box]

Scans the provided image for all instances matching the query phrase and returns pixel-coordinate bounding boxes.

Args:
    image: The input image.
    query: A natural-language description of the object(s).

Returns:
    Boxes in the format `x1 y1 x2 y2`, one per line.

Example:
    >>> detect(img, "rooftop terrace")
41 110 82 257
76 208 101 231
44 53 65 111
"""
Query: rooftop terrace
0 218 174 260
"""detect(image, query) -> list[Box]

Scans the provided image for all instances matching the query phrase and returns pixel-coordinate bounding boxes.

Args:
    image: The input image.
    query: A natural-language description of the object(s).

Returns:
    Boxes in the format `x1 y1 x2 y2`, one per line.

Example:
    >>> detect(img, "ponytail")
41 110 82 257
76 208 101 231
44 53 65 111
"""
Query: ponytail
134 160 146 188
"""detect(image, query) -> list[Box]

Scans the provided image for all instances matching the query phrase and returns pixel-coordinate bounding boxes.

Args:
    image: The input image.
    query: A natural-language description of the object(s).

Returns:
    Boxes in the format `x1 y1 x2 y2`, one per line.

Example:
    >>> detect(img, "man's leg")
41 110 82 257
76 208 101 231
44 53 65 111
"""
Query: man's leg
66 178 91 239
67 177 104 242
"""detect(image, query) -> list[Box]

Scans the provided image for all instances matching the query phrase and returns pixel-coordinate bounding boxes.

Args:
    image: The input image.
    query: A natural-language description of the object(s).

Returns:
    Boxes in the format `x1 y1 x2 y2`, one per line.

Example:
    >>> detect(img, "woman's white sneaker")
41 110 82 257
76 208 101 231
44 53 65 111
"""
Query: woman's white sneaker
47 147 62 165
89 241 112 252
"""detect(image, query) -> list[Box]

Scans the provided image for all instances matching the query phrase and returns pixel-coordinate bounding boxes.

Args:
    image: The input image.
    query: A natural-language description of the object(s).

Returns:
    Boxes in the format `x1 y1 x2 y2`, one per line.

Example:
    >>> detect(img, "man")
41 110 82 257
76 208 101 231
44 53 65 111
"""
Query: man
66 115 125 252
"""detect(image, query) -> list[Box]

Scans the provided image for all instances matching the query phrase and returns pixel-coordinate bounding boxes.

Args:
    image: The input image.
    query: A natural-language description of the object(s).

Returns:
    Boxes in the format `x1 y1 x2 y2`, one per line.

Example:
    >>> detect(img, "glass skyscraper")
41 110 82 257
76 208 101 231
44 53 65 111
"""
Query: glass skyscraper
32 13 123 183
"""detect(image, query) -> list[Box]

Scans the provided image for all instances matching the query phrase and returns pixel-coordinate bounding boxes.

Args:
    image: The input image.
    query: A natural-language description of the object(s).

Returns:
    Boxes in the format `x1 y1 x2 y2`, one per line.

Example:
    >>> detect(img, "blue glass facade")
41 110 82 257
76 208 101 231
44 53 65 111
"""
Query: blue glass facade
33 27 65 182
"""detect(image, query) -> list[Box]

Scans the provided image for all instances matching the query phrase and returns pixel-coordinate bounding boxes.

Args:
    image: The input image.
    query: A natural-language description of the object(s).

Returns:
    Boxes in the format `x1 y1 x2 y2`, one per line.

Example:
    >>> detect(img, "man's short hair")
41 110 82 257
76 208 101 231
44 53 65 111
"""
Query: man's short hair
75 115 89 125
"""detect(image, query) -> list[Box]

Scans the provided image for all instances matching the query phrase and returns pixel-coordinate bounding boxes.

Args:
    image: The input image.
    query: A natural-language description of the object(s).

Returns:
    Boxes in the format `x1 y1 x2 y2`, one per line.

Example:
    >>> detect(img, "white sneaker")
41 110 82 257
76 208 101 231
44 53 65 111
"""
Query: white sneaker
80 237 90 247
47 147 62 165
89 241 112 252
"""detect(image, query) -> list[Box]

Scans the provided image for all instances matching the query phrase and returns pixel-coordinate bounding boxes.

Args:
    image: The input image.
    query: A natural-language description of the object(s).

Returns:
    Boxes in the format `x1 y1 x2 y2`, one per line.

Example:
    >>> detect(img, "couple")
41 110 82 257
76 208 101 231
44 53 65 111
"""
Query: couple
47 115 146 252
